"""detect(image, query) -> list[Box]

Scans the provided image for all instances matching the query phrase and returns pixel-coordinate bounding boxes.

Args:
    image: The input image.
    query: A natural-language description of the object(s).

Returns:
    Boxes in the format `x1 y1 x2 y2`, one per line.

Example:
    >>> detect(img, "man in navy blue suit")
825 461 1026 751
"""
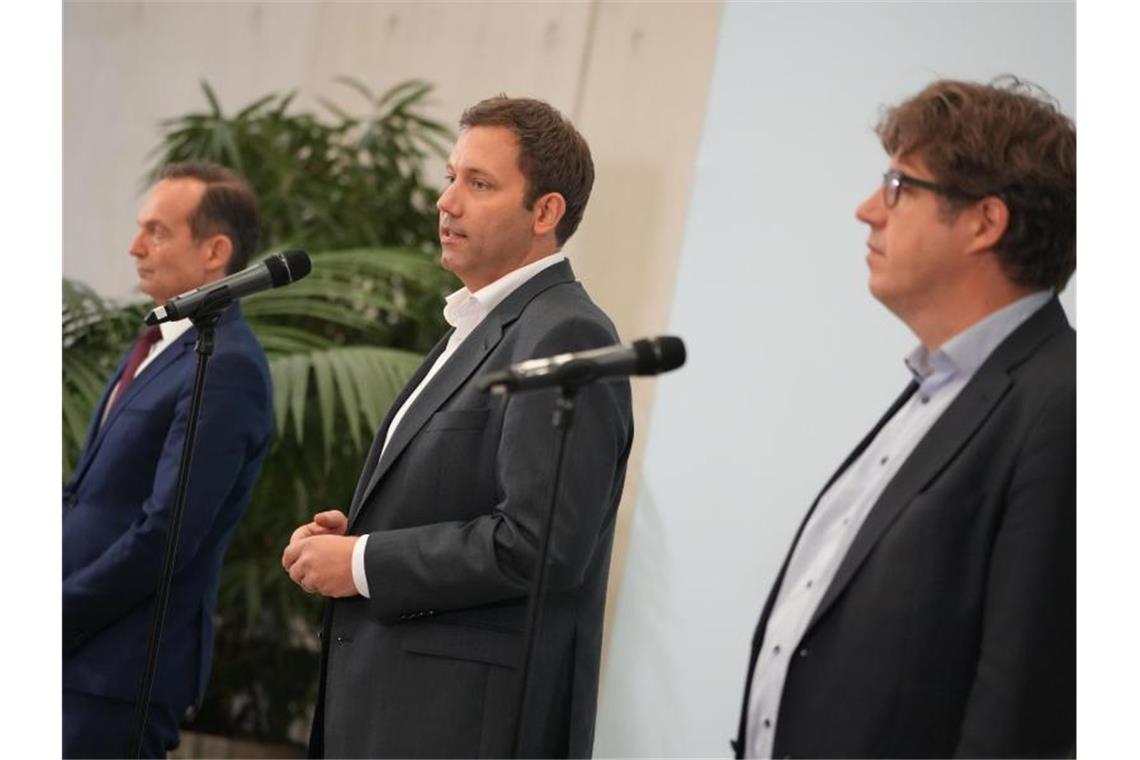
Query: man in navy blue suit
63 163 274 757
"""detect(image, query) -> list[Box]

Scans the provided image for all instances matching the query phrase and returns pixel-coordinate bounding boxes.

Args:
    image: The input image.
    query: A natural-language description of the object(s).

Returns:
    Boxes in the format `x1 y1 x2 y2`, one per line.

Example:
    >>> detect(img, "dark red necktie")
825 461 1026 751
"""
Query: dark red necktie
107 325 163 412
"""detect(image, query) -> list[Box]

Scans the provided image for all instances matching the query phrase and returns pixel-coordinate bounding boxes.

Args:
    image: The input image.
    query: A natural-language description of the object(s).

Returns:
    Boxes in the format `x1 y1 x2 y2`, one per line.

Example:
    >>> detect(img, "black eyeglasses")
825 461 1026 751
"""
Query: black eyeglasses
881 170 977 208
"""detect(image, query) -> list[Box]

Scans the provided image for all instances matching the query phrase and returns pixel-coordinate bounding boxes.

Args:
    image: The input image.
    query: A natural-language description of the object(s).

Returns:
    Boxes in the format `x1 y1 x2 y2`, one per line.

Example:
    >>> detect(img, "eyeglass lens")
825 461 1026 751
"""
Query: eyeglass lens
882 173 901 207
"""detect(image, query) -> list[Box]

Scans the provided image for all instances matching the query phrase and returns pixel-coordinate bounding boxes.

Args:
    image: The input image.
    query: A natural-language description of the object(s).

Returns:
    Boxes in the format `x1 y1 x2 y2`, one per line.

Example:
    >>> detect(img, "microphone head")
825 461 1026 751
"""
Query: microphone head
281 249 312 282
263 249 312 287
632 336 686 375
654 336 686 372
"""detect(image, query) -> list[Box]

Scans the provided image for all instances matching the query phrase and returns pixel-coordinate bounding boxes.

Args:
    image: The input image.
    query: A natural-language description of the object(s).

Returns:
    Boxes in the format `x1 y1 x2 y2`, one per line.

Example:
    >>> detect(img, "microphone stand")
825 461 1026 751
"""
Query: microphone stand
128 306 223 758
511 384 578 758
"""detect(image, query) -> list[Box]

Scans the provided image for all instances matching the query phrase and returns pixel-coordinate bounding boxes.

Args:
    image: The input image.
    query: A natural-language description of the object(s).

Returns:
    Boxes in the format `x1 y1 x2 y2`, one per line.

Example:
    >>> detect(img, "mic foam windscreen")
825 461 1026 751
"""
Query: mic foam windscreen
280 249 312 283
264 249 312 287
632 336 687 375
262 253 290 287
652 336 686 372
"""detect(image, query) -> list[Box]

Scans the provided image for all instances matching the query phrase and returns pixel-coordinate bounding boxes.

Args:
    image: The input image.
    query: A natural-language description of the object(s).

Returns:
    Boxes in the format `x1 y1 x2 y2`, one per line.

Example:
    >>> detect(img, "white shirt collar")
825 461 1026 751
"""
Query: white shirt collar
157 317 194 344
443 254 567 328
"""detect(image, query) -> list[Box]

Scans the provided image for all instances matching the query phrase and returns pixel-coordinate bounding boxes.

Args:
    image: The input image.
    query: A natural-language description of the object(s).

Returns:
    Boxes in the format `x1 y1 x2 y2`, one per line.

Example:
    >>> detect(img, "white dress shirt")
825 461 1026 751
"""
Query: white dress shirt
745 290 1052 758
351 254 567 597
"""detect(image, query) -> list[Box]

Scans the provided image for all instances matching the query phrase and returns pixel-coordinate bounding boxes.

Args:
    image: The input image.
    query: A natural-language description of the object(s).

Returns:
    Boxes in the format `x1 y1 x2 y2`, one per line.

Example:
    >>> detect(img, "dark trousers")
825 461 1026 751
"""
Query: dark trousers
63 690 180 759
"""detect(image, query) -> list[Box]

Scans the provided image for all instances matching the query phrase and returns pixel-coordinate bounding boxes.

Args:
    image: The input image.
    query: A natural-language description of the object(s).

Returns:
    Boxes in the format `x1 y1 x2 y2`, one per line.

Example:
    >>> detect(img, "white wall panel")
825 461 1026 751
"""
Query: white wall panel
595 2 1074 755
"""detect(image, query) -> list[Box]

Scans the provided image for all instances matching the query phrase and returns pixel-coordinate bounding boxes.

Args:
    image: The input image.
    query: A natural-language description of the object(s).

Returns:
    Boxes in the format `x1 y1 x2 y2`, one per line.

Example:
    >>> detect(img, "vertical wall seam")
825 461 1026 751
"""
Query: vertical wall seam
570 0 601 121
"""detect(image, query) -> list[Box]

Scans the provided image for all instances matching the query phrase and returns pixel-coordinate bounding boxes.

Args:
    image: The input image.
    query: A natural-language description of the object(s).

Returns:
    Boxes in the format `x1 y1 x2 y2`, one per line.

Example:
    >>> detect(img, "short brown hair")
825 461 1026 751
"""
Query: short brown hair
159 162 261 274
460 96 594 246
876 77 1076 292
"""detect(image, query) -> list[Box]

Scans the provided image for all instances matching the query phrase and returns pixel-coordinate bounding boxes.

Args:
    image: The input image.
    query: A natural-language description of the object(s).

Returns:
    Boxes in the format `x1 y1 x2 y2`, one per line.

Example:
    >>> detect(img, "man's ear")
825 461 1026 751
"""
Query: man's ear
966 195 1010 255
532 192 567 238
203 234 234 276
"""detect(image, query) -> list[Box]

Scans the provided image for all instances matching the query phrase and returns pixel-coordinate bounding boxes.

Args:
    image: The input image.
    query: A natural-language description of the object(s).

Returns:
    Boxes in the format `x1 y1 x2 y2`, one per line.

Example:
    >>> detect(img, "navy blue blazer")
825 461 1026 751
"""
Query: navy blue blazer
63 304 273 711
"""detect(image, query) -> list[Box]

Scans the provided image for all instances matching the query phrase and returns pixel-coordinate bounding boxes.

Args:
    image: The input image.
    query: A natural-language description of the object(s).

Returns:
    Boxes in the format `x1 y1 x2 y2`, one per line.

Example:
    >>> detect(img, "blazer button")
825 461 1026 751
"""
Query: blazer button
63 492 77 509
798 648 808 657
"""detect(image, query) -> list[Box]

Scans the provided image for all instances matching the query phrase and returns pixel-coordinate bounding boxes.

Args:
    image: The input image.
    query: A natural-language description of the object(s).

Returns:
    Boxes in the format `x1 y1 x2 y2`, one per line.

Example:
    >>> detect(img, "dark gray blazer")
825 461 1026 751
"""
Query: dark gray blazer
734 297 1075 759
310 260 634 758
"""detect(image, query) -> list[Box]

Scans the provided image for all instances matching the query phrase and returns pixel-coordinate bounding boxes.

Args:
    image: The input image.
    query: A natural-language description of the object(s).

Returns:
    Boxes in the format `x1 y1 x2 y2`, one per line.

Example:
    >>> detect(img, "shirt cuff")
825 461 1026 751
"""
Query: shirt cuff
351 534 370 598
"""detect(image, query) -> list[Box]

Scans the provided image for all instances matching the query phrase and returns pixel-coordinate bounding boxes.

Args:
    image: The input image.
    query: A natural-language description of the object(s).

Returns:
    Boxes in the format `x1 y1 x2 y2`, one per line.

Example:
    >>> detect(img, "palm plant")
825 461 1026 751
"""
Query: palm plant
62 78 458 746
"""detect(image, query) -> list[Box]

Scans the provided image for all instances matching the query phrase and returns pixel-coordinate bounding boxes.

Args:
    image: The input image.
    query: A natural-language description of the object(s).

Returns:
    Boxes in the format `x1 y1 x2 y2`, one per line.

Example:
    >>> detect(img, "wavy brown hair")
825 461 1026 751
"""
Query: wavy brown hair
460 96 594 247
876 77 1076 292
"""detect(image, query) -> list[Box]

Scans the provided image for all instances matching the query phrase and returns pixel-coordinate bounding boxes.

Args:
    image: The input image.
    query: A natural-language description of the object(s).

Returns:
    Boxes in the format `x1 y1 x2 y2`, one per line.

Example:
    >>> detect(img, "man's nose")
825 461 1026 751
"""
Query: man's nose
128 229 146 257
855 188 885 226
437 183 460 217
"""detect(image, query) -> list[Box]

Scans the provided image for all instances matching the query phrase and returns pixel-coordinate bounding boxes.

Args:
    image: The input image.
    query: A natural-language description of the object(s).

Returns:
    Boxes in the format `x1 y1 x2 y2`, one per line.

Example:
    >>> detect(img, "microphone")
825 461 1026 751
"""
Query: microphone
479 336 686 394
145 249 312 325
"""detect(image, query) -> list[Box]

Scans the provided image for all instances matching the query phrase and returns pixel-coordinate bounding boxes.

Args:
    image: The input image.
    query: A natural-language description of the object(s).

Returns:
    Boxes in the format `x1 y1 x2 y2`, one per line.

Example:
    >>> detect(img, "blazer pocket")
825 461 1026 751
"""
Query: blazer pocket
401 621 520 669
423 408 491 432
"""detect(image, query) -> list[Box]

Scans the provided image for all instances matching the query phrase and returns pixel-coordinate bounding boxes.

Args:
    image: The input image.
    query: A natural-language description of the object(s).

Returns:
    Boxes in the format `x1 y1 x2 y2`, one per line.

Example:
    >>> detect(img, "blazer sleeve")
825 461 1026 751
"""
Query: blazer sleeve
953 382 1076 757
62 349 272 654
361 316 633 621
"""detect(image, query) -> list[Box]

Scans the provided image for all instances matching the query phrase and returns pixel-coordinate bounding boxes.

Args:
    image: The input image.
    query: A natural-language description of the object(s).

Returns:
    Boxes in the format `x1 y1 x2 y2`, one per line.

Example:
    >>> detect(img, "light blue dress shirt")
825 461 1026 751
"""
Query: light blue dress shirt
745 290 1052 758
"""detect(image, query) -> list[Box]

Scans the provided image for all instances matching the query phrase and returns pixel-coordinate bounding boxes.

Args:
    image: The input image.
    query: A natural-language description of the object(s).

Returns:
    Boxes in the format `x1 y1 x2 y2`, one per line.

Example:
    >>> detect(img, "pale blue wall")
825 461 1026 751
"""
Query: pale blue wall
595 2 1075 755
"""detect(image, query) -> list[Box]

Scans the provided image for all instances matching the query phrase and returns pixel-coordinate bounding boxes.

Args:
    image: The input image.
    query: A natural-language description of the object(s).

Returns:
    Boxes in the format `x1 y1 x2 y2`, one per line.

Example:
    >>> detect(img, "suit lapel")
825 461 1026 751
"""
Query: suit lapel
751 380 917 654
347 260 577 529
806 298 1071 631
807 370 1011 629
350 316 506 526
70 350 132 485
345 333 450 521
102 304 240 431
103 331 194 428
815 382 919 514
68 329 196 487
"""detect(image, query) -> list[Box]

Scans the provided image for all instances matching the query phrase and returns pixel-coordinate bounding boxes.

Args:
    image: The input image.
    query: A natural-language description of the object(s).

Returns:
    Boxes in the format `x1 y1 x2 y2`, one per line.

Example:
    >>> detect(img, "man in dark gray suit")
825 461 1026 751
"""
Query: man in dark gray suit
283 96 633 758
735 78 1076 758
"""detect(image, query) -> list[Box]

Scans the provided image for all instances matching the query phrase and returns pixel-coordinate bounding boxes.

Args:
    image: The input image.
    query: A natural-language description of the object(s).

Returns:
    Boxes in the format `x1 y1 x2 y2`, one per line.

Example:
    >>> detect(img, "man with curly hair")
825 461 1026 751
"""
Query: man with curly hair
735 78 1076 758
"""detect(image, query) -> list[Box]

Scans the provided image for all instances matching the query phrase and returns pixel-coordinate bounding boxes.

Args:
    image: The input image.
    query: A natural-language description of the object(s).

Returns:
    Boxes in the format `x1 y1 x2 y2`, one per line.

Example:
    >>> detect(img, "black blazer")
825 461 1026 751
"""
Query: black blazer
734 298 1075 759
310 261 634 758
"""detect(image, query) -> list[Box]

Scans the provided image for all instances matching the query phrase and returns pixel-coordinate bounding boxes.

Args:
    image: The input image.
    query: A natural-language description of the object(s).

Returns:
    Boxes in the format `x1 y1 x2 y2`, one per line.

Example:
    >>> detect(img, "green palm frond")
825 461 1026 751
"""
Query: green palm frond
147 77 454 257
269 344 421 462
245 247 454 356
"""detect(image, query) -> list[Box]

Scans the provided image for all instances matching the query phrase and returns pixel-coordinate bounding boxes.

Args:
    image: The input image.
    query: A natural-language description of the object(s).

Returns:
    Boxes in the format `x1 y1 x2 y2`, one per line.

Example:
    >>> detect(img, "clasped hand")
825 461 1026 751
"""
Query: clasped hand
282 510 358 597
